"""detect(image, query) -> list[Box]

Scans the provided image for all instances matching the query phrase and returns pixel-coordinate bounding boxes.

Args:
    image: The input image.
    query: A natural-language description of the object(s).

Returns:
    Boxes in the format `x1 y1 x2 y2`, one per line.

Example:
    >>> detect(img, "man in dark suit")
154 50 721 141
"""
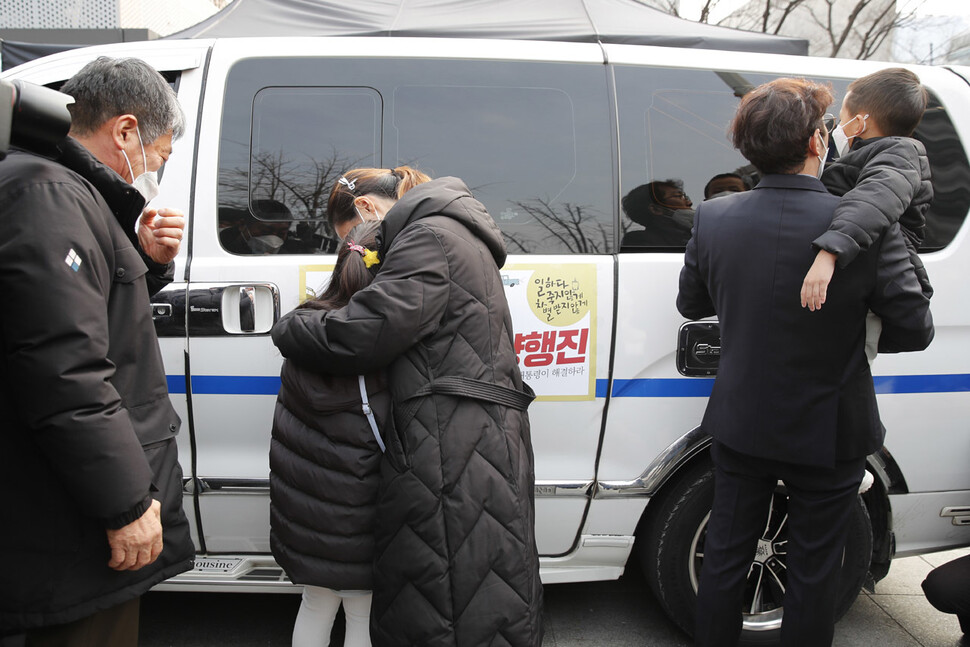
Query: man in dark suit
677 78 934 647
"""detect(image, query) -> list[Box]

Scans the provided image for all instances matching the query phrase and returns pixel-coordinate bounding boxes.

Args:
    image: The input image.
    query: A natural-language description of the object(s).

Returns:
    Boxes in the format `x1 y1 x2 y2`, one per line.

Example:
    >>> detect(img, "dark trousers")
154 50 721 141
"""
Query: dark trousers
922 553 970 634
24 597 140 647
695 441 865 647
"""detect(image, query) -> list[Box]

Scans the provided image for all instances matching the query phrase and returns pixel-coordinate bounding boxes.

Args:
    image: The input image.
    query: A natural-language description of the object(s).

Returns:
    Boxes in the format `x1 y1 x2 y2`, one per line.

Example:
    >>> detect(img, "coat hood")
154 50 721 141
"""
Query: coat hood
378 176 507 267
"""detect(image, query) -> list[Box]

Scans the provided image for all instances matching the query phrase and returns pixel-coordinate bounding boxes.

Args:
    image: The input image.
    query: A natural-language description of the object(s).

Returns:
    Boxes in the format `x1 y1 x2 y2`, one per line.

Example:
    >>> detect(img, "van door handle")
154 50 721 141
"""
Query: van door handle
239 286 256 333
185 283 281 336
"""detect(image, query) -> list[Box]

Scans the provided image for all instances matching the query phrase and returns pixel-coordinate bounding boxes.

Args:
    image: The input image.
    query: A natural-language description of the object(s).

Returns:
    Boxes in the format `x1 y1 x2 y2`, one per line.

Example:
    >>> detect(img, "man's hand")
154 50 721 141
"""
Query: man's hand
138 207 185 265
800 249 838 311
106 499 163 571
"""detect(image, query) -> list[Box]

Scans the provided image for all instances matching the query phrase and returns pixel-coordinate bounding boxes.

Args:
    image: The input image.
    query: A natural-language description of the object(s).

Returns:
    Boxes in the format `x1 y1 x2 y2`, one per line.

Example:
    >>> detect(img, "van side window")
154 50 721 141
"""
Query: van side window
914 92 970 251
217 58 613 255
391 79 614 254
615 66 970 253
219 85 380 255
615 67 776 252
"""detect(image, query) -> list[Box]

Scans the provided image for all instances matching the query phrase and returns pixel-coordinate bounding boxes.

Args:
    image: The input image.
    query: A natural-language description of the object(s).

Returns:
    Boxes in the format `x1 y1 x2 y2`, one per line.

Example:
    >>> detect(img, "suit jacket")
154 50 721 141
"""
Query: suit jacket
677 173 934 468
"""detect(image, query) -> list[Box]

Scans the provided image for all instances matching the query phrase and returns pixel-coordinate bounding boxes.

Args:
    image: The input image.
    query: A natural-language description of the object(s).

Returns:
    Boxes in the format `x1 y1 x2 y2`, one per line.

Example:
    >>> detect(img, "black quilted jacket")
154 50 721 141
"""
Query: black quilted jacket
272 177 544 646
269 362 388 591
819 136 933 297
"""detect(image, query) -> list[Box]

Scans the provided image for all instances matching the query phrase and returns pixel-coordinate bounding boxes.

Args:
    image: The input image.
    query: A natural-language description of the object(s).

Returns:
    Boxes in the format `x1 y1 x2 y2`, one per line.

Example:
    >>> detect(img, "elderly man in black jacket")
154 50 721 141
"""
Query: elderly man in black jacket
0 58 194 645
678 78 933 647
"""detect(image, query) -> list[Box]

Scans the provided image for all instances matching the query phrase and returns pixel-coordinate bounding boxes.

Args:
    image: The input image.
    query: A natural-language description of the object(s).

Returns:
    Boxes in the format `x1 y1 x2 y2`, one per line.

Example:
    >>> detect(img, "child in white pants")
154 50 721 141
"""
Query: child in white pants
292 586 373 647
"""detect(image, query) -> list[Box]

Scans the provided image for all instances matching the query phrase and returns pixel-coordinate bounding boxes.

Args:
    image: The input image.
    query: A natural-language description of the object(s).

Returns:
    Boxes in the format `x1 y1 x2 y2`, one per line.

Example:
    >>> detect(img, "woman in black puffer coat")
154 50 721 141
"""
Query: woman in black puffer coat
270 222 390 647
272 167 543 647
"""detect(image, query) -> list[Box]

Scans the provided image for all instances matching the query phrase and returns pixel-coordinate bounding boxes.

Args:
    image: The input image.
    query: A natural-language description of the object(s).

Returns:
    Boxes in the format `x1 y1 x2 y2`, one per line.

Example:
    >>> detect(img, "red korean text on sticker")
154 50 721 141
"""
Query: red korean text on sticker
555 328 589 364
515 328 589 367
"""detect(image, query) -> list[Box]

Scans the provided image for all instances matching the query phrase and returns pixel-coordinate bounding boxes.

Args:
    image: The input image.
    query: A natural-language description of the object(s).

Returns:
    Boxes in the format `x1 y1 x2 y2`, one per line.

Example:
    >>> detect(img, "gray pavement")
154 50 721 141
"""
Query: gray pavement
2 549 966 646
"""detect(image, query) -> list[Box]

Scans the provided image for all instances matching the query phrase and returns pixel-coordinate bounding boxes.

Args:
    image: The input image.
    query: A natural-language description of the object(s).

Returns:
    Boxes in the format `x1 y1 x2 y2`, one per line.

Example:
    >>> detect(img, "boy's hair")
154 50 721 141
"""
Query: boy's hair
300 221 380 311
731 78 833 174
846 68 928 137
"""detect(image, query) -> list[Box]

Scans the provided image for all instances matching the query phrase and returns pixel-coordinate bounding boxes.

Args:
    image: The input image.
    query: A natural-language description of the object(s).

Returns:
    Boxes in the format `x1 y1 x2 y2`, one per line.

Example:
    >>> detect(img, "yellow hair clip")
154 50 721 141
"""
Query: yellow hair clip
362 249 381 268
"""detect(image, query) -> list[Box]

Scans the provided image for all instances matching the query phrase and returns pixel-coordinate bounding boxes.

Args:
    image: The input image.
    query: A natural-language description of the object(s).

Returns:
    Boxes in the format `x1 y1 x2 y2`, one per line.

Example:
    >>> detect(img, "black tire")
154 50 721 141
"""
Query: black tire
639 456 873 645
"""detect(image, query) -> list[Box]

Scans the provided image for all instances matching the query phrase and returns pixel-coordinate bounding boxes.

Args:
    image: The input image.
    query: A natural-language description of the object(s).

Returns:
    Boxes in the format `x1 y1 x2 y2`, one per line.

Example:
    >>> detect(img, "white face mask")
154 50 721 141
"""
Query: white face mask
816 132 827 180
121 127 160 203
660 206 695 228
831 114 868 158
354 204 383 225
247 234 285 254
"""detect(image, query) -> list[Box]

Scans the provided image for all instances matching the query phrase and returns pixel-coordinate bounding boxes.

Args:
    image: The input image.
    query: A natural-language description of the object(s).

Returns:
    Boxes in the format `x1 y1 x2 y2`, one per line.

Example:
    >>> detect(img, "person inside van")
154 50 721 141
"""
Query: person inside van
220 202 296 255
703 173 749 200
271 166 544 647
800 68 934 316
269 221 387 647
620 179 695 248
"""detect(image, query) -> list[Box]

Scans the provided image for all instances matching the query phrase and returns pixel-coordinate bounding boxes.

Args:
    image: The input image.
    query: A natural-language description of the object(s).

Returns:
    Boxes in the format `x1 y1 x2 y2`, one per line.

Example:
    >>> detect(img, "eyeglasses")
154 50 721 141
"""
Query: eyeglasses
822 113 838 133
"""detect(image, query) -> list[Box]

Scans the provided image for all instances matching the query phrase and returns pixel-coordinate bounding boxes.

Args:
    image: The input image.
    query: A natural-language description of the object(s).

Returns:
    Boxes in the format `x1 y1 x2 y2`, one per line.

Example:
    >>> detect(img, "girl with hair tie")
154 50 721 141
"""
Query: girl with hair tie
270 221 388 647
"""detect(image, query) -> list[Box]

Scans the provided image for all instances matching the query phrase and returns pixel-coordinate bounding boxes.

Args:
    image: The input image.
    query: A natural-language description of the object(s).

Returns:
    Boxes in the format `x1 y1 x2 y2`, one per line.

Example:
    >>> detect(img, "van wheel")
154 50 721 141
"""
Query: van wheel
639 457 872 645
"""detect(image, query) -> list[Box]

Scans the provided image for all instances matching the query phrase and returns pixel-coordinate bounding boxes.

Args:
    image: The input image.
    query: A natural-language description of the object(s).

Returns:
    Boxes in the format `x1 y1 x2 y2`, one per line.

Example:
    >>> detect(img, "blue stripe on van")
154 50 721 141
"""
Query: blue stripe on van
167 374 970 397
872 373 970 394
167 375 282 395
600 374 970 397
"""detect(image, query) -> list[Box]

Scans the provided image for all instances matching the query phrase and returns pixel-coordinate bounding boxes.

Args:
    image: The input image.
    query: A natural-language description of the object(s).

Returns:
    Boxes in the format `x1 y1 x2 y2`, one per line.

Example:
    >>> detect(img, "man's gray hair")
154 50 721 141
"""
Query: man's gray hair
61 56 185 142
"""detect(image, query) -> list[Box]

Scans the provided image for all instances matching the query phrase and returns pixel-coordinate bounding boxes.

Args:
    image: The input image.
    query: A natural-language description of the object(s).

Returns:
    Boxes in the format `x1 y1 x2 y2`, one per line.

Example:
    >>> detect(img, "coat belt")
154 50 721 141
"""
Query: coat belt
399 376 535 429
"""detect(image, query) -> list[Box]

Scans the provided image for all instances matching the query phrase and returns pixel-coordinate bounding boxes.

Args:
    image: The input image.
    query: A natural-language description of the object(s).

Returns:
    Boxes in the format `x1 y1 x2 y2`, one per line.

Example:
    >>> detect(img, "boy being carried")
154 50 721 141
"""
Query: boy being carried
801 68 934 328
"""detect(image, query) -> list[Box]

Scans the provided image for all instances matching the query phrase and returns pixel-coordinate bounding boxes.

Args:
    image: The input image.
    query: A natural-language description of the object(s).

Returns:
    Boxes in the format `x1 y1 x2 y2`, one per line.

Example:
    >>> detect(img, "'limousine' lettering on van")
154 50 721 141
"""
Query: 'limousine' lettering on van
6 34 969 644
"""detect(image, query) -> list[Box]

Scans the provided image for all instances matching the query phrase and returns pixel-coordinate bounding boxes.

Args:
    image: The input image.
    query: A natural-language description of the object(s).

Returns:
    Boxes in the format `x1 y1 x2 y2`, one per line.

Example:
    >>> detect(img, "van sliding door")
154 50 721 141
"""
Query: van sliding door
187 46 615 558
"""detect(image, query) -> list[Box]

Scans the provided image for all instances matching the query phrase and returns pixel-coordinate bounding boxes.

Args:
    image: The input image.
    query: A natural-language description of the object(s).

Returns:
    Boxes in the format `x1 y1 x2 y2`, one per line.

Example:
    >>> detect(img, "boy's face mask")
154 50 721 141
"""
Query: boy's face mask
831 114 868 158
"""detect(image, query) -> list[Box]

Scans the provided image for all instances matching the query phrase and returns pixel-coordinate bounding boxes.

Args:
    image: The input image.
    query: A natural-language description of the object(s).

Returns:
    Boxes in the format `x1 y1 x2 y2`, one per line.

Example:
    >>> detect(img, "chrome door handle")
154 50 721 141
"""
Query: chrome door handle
239 286 256 333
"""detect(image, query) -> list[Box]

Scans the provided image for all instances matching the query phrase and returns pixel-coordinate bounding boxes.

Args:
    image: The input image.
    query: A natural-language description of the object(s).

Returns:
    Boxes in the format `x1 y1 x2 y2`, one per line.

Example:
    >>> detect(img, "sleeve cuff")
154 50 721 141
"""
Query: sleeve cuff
103 493 153 530
812 230 860 268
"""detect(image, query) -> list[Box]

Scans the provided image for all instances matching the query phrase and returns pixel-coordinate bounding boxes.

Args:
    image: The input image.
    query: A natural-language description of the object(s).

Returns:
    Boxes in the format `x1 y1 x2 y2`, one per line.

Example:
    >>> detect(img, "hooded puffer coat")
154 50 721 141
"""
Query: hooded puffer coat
269 361 389 591
271 177 543 647
819 135 934 297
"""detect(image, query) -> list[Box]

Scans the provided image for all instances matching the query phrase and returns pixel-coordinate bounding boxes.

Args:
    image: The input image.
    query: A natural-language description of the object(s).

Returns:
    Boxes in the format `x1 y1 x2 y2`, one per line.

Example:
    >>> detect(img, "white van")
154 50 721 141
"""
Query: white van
5 36 969 643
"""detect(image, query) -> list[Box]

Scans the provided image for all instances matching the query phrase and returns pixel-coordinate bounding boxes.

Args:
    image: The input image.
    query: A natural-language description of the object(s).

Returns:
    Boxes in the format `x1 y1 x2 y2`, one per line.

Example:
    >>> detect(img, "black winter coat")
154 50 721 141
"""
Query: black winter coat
269 361 389 591
272 177 544 647
819 135 933 297
0 140 194 634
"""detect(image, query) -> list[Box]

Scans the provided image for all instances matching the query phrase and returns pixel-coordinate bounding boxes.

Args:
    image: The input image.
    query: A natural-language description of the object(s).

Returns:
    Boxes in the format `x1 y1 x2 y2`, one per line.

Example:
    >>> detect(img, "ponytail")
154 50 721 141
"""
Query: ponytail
390 165 432 198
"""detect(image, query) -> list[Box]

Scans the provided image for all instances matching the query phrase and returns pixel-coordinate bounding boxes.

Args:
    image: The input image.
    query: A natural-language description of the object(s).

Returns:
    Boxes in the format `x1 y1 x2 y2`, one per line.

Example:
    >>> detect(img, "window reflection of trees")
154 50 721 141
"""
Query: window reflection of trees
503 199 615 254
219 149 367 254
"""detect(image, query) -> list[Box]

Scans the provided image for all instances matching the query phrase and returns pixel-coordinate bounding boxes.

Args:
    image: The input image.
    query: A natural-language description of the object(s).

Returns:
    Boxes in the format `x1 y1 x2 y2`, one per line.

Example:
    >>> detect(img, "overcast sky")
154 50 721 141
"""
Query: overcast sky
676 0 970 24
674 0 969 62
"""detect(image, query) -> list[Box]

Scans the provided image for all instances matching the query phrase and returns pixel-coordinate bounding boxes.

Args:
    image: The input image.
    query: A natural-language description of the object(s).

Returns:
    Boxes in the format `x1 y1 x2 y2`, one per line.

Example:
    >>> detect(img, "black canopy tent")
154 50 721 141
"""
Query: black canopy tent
1 41 75 70
168 0 808 56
